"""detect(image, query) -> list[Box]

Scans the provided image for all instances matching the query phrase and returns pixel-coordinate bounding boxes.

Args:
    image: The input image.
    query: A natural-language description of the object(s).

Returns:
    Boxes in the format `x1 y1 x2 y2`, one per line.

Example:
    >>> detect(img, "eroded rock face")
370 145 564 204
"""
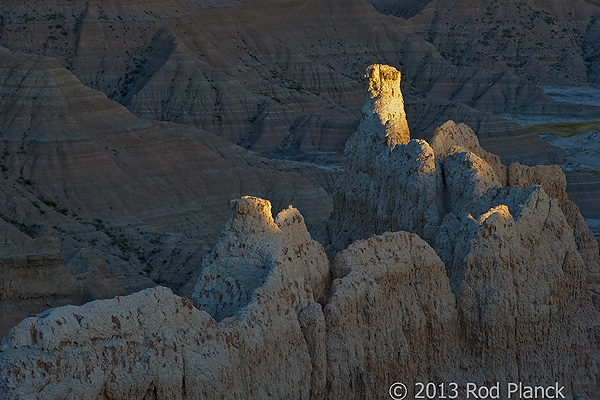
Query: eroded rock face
0 198 329 400
329 64 600 397
0 228 125 338
0 46 336 335
400 0 600 87
331 64 444 251
326 231 459 399
1 64 599 400
191 196 329 321
0 0 579 163
430 120 507 186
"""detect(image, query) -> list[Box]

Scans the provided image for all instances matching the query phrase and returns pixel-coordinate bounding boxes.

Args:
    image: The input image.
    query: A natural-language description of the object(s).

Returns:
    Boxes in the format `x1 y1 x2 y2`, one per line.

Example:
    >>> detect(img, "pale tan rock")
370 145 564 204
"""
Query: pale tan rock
191 196 329 320
326 231 458 399
430 120 508 185
2 63 600 400
508 162 568 204
441 186 599 395
329 64 600 398
0 197 330 400
508 161 600 306
330 64 444 251
362 64 410 147
442 147 501 215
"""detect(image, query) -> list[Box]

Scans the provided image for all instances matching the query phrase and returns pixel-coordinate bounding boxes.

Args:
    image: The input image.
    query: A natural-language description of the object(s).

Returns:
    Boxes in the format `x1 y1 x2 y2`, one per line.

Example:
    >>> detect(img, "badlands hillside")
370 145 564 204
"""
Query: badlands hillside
1 64 599 399
4 0 600 337
369 0 600 86
0 47 336 337
0 0 599 354
1 0 598 160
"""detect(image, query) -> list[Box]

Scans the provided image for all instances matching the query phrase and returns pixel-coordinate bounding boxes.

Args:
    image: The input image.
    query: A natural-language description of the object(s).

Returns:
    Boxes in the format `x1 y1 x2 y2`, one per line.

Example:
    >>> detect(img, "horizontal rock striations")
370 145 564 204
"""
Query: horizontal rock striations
377 0 600 87
0 0 584 163
1 64 599 399
0 46 336 333
0 223 126 338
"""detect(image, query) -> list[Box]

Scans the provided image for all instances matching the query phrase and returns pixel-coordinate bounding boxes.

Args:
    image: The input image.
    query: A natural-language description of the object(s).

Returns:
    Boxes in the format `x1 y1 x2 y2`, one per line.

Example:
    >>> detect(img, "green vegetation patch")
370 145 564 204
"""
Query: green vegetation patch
525 121 600 137
578 168 600 178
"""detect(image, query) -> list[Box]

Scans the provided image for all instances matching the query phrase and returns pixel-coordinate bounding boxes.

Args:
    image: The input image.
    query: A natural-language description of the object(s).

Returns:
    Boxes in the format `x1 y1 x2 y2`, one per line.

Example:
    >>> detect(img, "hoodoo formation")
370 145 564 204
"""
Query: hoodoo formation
1 65 599 399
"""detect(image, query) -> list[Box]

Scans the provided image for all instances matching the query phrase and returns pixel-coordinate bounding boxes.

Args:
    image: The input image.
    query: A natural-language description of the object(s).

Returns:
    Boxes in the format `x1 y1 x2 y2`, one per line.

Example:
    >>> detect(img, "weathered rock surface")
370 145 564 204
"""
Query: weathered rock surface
326 231 459 399
0 46 336 334
0 197 329 400
380 0 600 87
0 226 125 338
191 196 329 321
1 64 599 400
330 65 444 251
329 63 600 398
0 0 583 163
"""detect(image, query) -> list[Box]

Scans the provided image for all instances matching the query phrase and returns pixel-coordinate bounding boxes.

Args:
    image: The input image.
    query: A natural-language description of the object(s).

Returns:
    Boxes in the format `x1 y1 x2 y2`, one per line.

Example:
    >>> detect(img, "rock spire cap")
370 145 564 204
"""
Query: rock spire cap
359 64 411 149
366 64 402 98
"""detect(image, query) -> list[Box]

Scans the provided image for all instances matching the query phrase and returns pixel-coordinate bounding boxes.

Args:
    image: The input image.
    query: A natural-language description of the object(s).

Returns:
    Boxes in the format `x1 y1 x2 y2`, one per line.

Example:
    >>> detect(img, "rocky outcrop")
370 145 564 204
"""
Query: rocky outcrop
0 227 125 338
330 64 600 397
191 196 329 321
1 64 599 399
430 120 507 186
0 46 335 335
326 231 459 399
330 65 444 251
0 197 329 400
3 191 597 398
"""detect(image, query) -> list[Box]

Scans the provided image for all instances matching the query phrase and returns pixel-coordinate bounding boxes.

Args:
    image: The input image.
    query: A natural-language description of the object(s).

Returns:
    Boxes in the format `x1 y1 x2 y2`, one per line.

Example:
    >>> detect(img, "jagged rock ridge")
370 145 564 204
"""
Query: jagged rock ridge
329 65 600 397
1 198 330 399
1 64 599 399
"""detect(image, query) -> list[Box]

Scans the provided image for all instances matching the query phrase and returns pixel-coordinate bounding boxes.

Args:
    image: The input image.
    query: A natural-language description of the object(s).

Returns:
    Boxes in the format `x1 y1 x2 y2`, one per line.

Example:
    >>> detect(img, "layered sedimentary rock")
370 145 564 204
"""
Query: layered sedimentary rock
329 64 600 397
0 46 335 333
0 225 125 338
379 0 600 87
1 64 599 399
326 231 459 399
0 0 588 163
0 229 76 338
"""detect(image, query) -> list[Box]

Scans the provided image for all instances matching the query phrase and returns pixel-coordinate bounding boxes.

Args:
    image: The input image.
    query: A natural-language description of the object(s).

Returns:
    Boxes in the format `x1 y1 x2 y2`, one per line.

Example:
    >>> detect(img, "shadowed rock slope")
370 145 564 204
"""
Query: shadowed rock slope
1 0 595 163
1 64 598 399
370 0 600 86
0 47 336 336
